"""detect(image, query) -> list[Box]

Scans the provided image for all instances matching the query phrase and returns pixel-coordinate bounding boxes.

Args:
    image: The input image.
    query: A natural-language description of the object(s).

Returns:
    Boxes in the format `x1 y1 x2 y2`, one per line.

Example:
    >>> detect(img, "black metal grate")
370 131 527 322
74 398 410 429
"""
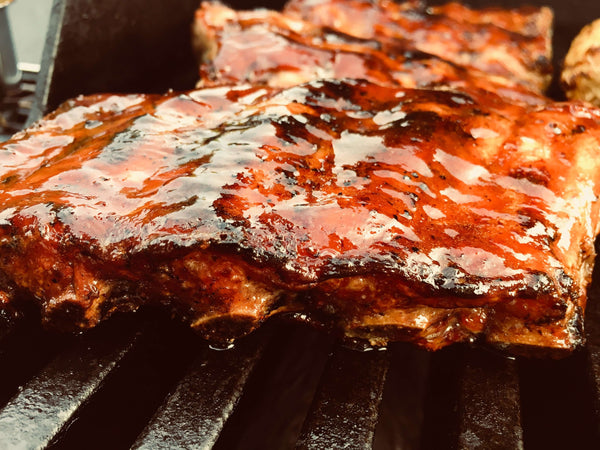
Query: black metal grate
0 306 598 449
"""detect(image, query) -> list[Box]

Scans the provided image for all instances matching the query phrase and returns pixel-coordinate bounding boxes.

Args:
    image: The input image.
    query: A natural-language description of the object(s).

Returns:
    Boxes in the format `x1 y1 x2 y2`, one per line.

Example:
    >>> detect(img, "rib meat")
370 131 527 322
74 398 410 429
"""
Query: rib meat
1 79 600 354
192 2 547 106
283 0 553 92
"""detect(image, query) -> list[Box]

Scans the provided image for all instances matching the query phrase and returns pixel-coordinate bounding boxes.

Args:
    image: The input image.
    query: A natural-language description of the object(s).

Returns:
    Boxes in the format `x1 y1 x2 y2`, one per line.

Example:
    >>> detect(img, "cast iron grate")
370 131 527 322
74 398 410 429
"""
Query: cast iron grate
0 299 597 449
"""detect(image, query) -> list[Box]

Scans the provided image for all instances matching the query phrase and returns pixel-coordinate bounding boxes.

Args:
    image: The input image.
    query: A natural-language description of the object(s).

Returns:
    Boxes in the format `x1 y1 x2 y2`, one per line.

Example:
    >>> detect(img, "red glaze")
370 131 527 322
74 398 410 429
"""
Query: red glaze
283 0 553 92
1 79 600 353
193 2 549 106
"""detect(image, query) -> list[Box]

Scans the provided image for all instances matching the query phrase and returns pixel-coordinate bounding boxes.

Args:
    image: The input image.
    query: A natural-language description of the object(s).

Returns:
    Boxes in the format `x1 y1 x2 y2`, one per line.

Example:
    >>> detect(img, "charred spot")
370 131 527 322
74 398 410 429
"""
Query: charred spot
569 305 585 338
525 299 569 326
556 270 577 299
572 125 587 134
394 110 439 137
508 165 550 186
523 272 554 297
310 79 393 112
309 79 357 104
1 174 19 185
273 115 313 145
531 302 569 325
433 268 480 298
384 109 472 146
518 213 535 229
517 207 546 229
532 54 552 74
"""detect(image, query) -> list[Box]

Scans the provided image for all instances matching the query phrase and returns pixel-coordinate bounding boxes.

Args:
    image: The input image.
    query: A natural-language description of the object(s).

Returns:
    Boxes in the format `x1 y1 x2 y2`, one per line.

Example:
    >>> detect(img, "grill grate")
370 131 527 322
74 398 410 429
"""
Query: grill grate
132 327 268 449
0 312 598 449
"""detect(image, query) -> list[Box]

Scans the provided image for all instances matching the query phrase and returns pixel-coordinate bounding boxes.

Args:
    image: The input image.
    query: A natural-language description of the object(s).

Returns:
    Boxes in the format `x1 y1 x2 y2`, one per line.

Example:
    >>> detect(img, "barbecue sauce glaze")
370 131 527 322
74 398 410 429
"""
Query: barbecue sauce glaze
0 79 599 352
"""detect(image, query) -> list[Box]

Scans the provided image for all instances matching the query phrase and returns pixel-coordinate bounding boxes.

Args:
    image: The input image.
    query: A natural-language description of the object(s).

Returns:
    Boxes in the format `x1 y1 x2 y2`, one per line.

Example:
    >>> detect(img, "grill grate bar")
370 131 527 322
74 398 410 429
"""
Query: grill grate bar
457 350 523 450
296 346 390 449
211 321 335 449
131 330 268 449
0 317 71 411
0 318 146 449
372 344 430 450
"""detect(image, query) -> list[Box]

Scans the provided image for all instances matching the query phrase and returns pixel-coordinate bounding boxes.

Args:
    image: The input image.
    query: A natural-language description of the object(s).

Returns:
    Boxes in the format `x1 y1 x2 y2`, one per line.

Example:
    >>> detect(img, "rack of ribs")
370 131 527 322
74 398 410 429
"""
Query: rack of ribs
0 0 598 356
1 77 599 355
192 1 549 106
283 0 554 92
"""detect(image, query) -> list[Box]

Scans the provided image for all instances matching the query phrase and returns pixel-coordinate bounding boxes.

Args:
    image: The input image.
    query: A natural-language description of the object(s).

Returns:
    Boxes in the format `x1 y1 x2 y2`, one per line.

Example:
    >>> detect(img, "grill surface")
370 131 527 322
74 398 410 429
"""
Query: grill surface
0 310 598 449
1 0 600 448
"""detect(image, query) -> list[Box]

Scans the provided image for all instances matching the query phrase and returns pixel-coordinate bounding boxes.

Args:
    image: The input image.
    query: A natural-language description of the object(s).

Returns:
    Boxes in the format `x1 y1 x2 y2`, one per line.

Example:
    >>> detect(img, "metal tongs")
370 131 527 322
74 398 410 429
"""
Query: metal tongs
0 0 21 95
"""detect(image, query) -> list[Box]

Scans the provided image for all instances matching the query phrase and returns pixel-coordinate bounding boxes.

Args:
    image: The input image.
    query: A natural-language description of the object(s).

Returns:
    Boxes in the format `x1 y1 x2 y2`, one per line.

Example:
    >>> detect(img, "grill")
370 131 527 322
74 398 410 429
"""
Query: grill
1 0 600 448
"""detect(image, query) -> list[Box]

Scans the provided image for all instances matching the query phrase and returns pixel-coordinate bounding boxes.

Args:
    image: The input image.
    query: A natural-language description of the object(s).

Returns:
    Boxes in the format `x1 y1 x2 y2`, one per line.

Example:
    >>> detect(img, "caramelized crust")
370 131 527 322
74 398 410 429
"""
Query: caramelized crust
283 0 553 92
1 80 600 353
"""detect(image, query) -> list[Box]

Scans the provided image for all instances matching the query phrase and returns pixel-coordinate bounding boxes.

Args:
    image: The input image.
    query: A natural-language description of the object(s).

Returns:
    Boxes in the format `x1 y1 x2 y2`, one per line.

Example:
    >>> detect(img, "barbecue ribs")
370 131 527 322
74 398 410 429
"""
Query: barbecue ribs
283 0 554 92
192 2 548 106
1 0 598 355
1 79 600 355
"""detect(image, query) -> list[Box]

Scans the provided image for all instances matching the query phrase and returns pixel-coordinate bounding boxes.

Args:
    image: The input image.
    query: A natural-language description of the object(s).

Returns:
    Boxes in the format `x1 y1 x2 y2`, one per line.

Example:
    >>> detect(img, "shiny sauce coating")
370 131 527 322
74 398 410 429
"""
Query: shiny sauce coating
283 0 553 92
1 79 600 309
194 1 548 107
